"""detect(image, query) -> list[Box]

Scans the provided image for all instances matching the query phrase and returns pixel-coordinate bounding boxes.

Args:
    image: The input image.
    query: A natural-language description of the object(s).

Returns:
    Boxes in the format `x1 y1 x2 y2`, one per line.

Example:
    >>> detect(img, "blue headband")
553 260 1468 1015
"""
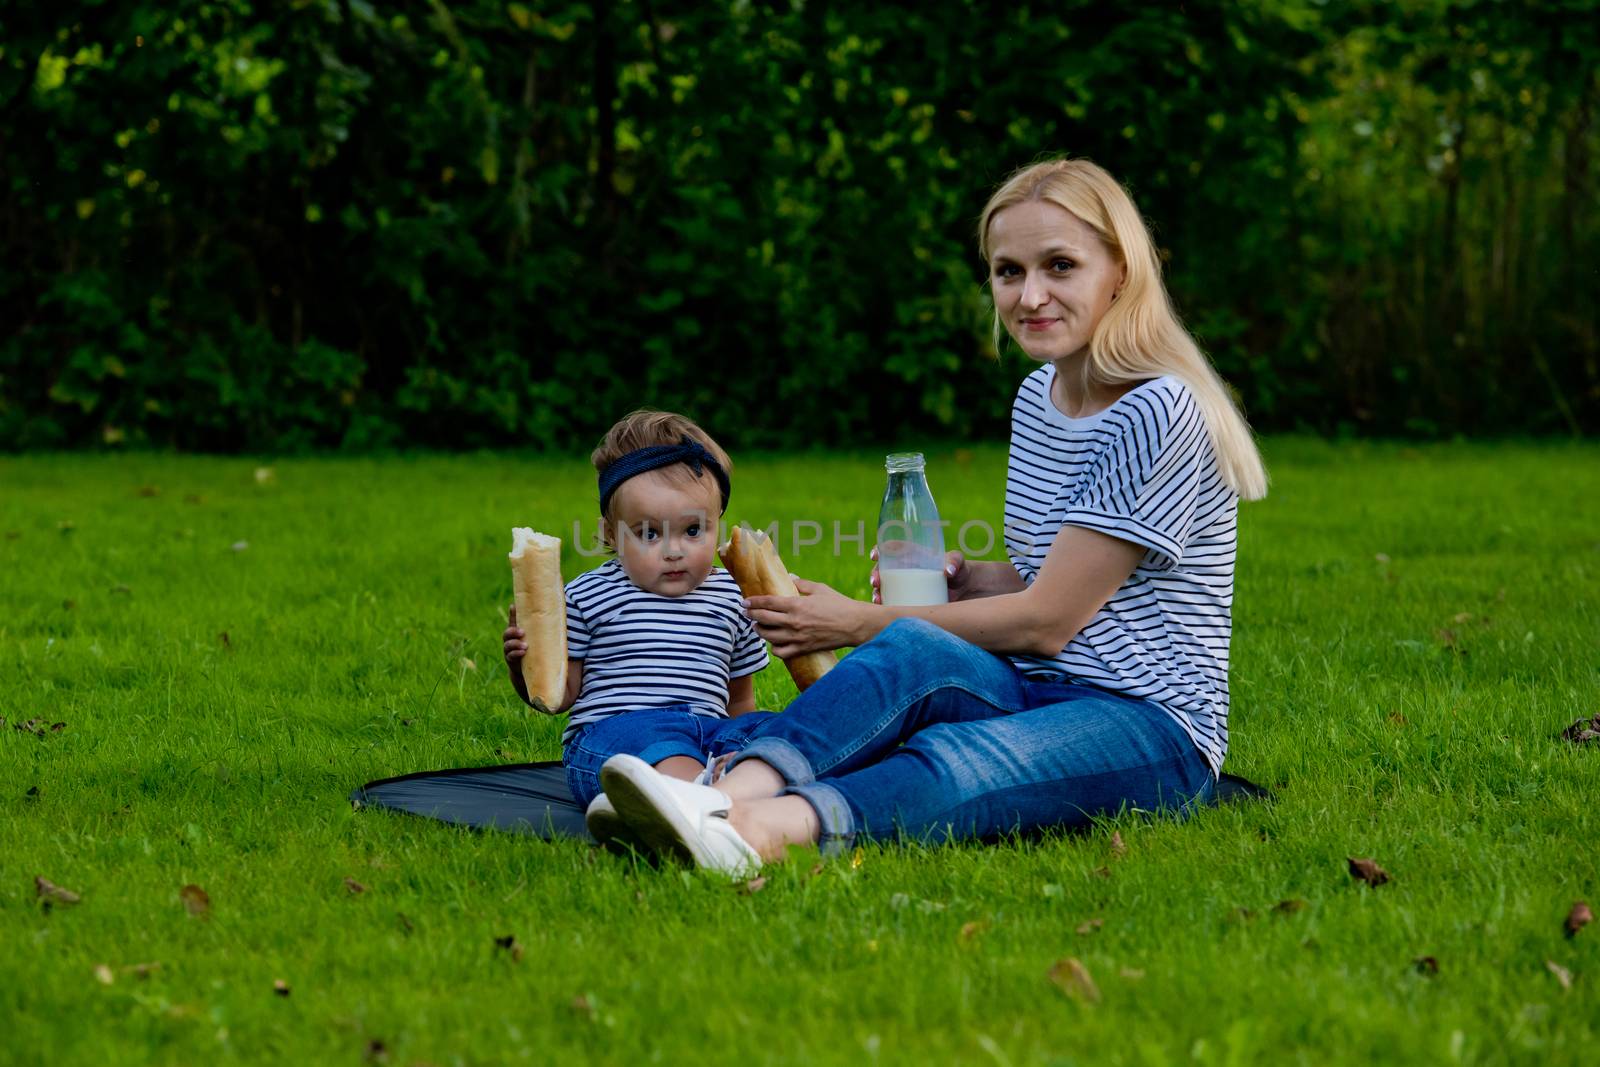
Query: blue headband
598 436 731 517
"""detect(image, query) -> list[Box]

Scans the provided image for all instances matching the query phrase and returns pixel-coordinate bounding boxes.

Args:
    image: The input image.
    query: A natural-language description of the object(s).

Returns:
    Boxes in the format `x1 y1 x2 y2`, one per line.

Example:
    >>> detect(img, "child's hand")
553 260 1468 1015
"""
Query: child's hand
503 603 531 703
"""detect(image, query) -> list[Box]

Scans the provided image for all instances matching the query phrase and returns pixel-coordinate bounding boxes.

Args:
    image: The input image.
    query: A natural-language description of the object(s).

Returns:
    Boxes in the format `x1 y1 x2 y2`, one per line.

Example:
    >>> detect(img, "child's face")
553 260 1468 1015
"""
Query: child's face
603 470 722 597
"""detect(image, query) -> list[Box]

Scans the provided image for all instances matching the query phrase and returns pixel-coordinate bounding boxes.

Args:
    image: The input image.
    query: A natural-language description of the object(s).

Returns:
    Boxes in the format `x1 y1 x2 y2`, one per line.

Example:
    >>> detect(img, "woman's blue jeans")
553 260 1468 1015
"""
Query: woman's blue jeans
727 618 1216 853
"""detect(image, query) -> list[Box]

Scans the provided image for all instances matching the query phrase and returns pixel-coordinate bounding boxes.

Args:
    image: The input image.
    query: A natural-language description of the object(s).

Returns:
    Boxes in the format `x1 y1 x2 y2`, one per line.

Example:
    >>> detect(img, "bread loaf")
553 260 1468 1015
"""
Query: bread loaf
717 525 837 691
509 528 567 713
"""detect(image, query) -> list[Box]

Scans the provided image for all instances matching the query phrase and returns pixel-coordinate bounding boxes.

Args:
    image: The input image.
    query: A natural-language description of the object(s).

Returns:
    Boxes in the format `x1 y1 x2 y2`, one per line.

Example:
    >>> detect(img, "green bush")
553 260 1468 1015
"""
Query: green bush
1 1 1595 451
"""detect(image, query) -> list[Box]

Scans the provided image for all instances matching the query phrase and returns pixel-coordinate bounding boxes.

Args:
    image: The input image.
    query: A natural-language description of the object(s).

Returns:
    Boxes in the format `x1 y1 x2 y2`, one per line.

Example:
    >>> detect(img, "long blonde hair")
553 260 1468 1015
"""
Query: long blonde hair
978 158 1268 500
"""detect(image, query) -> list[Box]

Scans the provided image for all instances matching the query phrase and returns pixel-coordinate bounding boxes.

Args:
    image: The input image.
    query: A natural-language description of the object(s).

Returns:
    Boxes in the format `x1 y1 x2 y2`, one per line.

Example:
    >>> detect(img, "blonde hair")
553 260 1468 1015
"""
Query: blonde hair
590 409 733 521
978 158 1268 500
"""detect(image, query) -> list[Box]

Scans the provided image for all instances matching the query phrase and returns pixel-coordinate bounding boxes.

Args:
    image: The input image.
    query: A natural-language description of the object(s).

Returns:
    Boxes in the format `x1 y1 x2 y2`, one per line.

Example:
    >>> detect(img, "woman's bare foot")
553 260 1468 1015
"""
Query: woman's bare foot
728 795 821 862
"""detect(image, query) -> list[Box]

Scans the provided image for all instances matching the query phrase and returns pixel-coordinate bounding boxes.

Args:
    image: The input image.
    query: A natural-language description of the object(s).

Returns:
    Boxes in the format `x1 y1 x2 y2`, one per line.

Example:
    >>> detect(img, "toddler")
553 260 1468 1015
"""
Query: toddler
502 410 772 841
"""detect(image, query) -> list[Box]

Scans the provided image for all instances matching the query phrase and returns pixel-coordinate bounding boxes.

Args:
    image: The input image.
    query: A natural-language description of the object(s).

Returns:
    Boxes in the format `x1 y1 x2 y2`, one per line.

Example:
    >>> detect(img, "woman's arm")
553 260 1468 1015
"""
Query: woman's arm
726 674 757 716
747 526 1144 659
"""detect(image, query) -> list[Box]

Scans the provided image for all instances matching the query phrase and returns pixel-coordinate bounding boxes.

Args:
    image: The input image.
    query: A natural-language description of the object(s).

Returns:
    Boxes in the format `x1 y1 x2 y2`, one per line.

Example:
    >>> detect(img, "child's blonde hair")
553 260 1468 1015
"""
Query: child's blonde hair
591 409 733 522
979 158 1268 500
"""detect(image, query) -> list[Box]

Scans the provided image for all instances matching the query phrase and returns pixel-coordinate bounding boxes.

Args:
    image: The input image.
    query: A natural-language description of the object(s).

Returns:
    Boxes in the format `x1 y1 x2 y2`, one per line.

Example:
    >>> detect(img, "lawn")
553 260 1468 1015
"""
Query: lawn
2 439 1597 1066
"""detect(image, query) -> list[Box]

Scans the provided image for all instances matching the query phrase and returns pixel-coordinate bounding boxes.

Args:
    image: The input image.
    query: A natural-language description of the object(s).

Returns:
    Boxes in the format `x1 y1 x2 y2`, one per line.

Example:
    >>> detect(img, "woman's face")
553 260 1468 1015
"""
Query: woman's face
987 199 1125 365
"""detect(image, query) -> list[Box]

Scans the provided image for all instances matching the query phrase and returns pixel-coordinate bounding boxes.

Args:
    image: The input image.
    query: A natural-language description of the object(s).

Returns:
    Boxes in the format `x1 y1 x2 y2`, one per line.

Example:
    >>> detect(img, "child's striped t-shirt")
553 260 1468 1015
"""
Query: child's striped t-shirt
562 560 768 744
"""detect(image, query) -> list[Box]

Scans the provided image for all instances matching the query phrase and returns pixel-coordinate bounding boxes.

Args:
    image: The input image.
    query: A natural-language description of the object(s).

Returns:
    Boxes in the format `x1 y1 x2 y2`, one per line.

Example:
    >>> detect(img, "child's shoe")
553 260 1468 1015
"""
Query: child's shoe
585 792 642 852
599 754 761 877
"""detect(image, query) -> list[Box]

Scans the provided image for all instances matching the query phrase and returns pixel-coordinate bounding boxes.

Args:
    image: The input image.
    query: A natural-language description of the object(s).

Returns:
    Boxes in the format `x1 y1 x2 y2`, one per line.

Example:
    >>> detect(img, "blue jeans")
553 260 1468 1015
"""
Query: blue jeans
564 706 779 809
727 618 1215 853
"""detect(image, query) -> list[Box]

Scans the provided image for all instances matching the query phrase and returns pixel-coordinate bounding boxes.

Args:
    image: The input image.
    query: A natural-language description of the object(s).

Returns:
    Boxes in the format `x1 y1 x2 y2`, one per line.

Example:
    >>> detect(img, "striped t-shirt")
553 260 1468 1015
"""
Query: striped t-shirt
1004 365 1238 775
563 559 768 744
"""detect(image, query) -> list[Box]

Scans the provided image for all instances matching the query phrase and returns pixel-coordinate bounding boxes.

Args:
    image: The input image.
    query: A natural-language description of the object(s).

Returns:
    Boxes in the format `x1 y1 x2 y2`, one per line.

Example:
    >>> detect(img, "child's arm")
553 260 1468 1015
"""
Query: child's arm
726 674 757 716
561 658 584 712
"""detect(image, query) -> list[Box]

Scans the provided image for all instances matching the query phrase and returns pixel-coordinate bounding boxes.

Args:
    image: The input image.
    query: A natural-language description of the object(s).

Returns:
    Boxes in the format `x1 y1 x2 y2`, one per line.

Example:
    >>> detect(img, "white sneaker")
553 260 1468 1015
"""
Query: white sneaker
600 754 763 877
585 792 642 851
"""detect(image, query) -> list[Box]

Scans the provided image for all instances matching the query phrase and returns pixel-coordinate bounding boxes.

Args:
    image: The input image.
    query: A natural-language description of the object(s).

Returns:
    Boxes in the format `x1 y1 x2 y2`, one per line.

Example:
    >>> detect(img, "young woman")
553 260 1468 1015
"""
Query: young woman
592 158 1269 875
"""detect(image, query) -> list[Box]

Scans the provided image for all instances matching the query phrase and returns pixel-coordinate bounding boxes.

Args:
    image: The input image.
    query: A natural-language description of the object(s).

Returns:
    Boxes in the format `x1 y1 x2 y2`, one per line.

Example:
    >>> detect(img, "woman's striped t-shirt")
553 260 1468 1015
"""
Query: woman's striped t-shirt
1003 365 1238 775
562 559 768 744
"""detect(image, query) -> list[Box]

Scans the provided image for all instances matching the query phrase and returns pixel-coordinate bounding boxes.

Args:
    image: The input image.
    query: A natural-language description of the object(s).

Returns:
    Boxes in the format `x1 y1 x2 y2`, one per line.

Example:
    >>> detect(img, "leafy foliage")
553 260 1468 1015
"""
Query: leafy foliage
1 1 1595 450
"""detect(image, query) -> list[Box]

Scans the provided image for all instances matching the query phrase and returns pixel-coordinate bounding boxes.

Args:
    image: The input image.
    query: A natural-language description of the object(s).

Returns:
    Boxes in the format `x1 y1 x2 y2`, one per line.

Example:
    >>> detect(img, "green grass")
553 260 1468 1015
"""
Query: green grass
2 439 1598 1066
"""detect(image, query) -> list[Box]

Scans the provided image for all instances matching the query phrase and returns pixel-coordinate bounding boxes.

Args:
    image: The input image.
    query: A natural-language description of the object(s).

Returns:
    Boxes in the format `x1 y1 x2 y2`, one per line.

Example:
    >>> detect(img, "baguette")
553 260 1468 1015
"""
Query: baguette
509 528 567 713
717 525 837 691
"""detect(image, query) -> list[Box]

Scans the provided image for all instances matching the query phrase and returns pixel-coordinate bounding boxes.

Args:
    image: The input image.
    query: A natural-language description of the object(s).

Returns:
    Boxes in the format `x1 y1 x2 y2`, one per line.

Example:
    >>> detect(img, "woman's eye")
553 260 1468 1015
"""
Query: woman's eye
993 264 1020 279
1052 259 1075 272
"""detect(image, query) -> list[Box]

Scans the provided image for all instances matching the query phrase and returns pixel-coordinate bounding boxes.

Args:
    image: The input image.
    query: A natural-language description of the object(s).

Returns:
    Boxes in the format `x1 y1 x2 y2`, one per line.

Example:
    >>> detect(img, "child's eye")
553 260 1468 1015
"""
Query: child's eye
640 526 660 542
685 523 702 538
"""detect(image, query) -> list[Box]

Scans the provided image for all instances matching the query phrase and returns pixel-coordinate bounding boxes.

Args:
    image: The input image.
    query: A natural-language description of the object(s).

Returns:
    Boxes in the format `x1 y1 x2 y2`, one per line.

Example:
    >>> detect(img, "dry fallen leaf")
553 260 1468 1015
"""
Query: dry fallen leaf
125 962 159 979
493 934 524 962
736 876 766 895
94 964 115 985
1075 918 1104 936
958 920 991 943
36 876 81 906
1348 857 1390 886
1435 628 1459 649
1048 957 1101 1003
1109 831 1127 858
1546 960 1573 990
179 883 211 916
138 485 161 498
1559 715 1600 745
571 994 596 1019
273 979 291 997
1451 611 1473 624
1119 966 1146 980
1091 866 1112 879
343 877 368 895
807 862 825 879
1386 711 1409 726
1413 956 1439 976
1273 898 1308 915
1566 901 1593 938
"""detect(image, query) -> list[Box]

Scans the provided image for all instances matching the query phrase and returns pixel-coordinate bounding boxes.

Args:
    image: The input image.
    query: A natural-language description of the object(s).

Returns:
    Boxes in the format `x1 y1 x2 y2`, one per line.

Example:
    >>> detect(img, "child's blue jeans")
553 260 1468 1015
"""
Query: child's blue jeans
564 706 779 809
726 618 1216 853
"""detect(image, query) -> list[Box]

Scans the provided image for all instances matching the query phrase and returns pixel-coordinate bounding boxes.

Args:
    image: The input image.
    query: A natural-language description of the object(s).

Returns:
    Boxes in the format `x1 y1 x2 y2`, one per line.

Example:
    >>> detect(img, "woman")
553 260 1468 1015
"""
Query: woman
595 158 1270 875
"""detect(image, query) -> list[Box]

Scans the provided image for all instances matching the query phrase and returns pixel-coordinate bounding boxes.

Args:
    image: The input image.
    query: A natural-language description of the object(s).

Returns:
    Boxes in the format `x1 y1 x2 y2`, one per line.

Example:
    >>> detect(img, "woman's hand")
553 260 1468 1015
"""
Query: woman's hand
869 545 977 604
745 578 870 658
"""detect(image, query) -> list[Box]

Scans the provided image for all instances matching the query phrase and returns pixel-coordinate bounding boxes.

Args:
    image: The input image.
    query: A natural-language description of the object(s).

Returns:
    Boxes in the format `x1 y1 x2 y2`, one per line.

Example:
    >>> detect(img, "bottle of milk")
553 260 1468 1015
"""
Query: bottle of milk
877 452 950 606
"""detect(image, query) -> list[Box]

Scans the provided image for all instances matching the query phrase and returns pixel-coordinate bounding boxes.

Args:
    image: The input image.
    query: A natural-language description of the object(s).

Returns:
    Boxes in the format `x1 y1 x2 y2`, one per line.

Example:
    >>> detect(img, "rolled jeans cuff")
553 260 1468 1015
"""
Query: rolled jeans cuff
726 736 816 786
783 781 856 856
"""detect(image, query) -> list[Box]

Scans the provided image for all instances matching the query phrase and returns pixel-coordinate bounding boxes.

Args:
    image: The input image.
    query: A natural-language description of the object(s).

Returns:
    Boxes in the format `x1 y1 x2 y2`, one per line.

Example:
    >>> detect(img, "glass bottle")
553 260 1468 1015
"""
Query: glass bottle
876 452 949 606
